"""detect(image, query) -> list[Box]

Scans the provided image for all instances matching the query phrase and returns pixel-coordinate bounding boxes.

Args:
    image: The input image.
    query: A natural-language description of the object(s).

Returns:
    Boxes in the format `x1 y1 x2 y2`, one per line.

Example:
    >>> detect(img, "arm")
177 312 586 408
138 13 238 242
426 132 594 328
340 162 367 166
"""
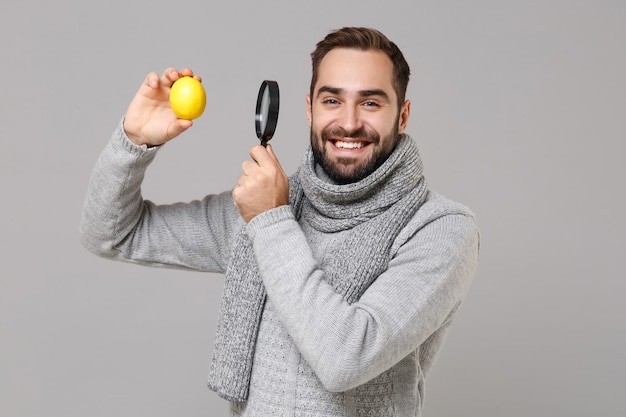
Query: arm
80 68 243 272
246 203 480 392
79 122 242 271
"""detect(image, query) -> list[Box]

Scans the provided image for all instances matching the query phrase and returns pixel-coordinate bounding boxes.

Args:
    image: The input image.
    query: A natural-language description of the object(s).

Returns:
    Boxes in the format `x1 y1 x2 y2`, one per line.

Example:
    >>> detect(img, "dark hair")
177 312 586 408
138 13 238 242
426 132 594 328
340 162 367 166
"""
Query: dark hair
310 27 411 108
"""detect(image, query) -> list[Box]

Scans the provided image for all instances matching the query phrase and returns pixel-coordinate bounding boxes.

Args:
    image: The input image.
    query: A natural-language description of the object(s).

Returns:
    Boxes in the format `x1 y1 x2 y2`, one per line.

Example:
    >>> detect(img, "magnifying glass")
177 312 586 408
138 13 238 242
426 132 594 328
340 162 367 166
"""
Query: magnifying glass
255 80 280 147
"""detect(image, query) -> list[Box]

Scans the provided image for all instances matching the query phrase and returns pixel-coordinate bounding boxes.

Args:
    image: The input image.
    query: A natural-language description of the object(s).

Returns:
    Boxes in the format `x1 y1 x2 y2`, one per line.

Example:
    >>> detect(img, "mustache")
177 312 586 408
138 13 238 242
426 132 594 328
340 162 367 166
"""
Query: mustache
321 126 380 144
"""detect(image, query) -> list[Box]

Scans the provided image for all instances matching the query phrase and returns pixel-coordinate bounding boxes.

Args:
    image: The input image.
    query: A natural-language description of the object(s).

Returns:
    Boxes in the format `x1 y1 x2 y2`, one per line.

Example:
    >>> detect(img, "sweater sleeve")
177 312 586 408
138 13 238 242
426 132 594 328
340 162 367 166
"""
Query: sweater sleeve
246 201 479 392
79 120 243 272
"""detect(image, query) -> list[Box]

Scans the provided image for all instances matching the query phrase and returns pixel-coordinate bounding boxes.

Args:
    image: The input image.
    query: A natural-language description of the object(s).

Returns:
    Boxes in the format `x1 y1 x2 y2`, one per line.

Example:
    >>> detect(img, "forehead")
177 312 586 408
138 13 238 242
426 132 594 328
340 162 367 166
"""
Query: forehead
314 48 396 97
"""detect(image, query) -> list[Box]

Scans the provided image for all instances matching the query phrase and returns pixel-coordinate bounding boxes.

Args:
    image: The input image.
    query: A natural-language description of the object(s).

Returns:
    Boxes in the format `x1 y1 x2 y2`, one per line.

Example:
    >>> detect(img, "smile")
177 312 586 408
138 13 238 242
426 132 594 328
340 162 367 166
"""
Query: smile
332 140 368 149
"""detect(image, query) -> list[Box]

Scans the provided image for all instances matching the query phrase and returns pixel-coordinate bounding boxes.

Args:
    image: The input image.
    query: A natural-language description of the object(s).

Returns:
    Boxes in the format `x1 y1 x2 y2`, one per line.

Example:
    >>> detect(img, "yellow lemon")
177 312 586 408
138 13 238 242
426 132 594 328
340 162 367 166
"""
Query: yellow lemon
169 76 206 120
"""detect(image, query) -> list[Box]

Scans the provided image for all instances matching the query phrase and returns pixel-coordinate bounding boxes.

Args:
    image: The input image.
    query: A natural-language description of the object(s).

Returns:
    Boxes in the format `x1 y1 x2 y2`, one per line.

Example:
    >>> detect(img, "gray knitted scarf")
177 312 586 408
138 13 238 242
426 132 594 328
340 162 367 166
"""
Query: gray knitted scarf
207 134 428 403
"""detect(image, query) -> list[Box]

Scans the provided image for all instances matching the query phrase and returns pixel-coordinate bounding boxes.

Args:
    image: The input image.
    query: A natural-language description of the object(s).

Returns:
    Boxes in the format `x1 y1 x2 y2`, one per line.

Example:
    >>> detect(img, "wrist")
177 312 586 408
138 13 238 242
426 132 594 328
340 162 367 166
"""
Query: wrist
122 120 145 146
121 118 160 148
246 205 294 241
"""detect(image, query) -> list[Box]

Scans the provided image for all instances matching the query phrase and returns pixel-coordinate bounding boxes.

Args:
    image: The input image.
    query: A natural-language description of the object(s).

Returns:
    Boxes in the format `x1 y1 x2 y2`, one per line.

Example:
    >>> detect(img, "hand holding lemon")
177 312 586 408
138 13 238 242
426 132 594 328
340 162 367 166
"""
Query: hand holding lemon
123 68 205 147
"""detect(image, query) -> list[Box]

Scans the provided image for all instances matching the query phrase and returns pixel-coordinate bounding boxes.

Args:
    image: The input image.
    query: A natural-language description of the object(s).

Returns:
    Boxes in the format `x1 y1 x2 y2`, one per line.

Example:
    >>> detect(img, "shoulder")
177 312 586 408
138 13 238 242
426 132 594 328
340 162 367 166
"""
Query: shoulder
391 191 479 255
417 191 476 224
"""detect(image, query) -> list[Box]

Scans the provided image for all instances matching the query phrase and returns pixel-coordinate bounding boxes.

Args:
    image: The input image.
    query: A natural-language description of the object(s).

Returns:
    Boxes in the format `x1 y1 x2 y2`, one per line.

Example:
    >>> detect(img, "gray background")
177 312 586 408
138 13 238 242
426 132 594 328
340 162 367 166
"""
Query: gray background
1 0 624 416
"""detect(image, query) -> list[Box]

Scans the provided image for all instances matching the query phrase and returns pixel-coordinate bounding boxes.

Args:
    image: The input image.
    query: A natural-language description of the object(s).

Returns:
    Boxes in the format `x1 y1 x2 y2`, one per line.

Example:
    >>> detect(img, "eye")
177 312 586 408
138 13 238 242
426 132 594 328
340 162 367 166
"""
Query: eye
322 98 339 105
363 100 380 108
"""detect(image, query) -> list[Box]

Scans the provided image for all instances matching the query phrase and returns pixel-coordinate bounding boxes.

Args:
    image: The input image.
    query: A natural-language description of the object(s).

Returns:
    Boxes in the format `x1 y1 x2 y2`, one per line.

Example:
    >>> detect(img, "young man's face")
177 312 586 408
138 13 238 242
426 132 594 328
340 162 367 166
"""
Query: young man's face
306 47 410 184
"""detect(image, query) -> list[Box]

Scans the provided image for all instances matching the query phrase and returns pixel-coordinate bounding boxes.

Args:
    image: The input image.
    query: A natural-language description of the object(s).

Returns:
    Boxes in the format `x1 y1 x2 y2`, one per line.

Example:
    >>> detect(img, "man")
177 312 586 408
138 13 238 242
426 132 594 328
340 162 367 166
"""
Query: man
81 27 479 417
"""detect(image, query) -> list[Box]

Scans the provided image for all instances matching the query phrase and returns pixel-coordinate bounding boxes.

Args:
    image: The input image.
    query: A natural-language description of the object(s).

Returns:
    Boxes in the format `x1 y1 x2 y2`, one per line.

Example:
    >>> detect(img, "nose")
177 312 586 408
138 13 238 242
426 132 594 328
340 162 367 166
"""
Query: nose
337 104 362 135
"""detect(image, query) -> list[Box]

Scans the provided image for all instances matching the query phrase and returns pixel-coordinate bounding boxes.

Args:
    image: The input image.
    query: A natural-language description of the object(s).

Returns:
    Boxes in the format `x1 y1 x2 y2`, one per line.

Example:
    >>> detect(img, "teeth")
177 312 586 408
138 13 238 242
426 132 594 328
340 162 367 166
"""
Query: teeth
335 140 365 149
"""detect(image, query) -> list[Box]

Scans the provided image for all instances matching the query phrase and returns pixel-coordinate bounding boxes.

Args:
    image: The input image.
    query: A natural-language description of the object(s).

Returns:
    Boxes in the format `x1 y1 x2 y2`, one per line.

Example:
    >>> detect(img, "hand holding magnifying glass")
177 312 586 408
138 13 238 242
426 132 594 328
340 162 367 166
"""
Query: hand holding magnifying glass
255 80 279 147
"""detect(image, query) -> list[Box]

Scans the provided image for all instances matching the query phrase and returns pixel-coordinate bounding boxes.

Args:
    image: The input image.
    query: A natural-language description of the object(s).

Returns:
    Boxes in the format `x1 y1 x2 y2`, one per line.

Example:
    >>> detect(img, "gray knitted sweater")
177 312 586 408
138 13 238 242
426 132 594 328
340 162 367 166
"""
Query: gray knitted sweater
80 122 480 417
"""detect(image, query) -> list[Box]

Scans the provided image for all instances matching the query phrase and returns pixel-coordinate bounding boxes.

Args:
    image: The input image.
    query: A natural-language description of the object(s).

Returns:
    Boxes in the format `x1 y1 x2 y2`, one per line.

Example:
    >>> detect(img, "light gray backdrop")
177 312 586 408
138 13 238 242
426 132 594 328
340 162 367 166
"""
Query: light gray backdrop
1 1 624 416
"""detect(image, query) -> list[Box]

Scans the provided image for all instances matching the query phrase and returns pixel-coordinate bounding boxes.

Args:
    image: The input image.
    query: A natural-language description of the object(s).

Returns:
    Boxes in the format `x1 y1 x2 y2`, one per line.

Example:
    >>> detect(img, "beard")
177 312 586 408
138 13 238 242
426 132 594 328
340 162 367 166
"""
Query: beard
310 122 401 185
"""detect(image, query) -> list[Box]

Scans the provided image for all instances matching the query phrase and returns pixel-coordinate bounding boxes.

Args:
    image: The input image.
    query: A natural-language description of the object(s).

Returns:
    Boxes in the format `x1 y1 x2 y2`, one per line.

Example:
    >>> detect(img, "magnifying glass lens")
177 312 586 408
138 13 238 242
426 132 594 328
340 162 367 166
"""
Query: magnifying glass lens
261 88 270 129
255 80 279 146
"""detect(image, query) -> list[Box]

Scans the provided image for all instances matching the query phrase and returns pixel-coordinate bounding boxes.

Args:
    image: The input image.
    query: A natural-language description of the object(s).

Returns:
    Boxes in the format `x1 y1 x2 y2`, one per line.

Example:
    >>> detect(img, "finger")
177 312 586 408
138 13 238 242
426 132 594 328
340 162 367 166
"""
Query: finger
249 144 275 167
231 184 241 206
234 173 250 191
161 68 181 87
266 144 280 163
178 67 202 82
265 144 287 176
175 118 193 130
145 71 160 89
165 119 193 140
180 67 193 77
241 160 257 176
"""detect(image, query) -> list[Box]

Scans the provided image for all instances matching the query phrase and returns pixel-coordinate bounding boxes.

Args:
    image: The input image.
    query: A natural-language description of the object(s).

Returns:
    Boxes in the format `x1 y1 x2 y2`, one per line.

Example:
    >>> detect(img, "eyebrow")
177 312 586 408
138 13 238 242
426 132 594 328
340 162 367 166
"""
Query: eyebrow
316 85 390 101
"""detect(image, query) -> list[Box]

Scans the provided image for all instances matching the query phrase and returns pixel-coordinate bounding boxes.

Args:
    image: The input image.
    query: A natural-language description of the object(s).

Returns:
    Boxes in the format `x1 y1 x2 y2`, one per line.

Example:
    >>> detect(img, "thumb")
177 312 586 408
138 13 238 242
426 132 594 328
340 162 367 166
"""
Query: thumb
266 144 288 178
167 119 193 139
266 143 280 163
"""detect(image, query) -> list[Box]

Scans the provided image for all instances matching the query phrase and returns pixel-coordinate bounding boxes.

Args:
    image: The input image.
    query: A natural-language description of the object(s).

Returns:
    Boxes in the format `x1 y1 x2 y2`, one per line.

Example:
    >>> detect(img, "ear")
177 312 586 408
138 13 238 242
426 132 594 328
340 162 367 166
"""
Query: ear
305 94 312 128
397 100 411 134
